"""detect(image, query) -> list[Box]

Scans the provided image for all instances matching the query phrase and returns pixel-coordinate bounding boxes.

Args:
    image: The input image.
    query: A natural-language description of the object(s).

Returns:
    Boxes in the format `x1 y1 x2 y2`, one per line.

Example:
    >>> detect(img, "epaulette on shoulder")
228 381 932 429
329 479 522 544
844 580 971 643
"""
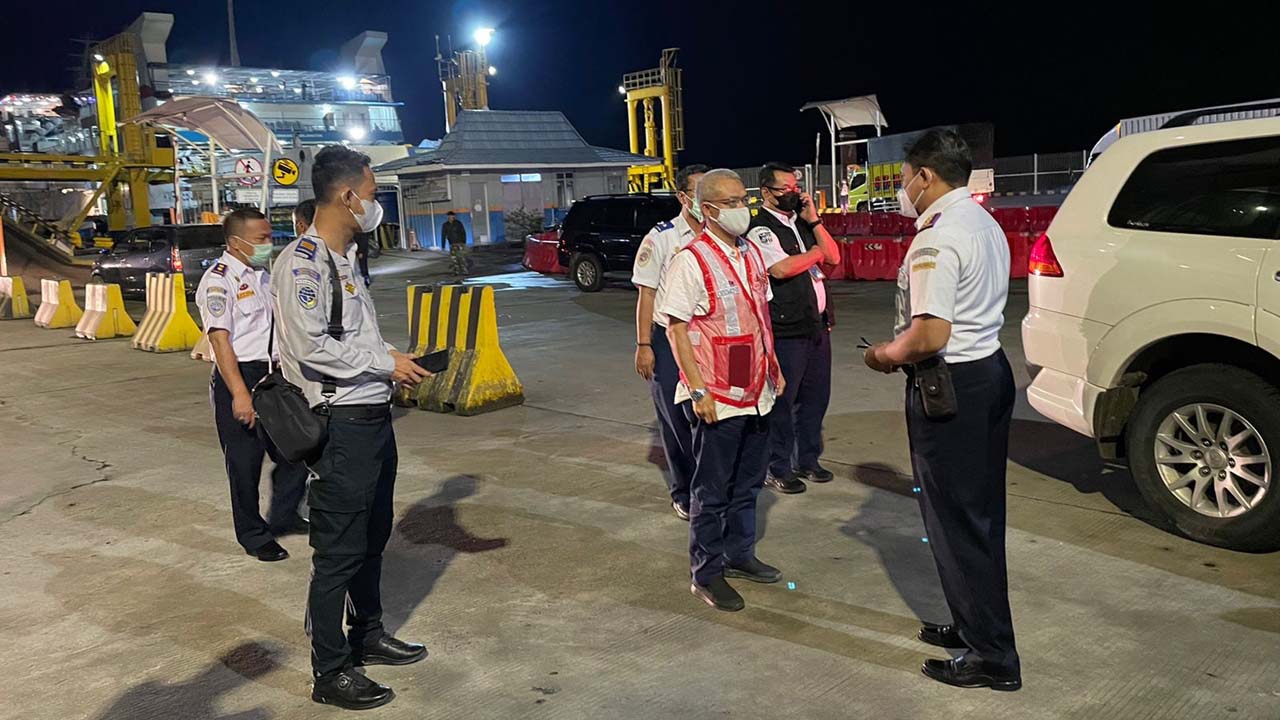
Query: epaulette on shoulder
210 262 228 277
654 220 674 232
295 237 318 260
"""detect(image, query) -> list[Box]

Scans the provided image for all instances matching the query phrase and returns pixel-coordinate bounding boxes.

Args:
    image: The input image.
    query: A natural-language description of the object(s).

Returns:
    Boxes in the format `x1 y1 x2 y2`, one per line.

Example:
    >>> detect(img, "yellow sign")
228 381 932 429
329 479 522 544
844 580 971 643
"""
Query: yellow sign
272 158 300 186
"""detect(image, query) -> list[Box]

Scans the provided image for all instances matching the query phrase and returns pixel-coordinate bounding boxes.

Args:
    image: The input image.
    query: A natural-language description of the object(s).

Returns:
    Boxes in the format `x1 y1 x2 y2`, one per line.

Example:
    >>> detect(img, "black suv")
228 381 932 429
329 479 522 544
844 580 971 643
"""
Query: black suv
557 193 681 292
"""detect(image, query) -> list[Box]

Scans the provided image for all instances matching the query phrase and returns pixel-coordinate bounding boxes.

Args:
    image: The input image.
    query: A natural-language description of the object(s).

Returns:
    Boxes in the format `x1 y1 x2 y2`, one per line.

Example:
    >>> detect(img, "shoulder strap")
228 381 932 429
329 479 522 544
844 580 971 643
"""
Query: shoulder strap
320 247 345 399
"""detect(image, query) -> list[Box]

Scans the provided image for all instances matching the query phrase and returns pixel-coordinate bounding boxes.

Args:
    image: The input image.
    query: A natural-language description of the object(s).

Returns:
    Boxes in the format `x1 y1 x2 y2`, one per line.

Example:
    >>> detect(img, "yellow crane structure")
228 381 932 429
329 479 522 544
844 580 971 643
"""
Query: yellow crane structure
0 31 174 264
621 48 684 192
435 31 495 133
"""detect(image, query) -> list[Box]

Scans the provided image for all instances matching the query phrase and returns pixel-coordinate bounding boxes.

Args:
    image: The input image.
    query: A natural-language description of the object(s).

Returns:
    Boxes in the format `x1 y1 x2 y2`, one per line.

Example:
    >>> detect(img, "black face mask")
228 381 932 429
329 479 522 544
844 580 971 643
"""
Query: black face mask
775 191 801 213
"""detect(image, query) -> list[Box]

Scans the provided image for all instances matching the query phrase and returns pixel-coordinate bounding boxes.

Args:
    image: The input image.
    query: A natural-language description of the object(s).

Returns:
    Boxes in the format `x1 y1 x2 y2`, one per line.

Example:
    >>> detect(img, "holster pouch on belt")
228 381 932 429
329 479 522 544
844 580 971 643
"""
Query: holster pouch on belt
913 355 957 421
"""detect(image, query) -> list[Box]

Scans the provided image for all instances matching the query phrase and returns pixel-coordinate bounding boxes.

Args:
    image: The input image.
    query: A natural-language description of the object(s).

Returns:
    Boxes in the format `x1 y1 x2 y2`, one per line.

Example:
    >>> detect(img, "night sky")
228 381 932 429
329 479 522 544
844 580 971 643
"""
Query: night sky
3 1 1277 167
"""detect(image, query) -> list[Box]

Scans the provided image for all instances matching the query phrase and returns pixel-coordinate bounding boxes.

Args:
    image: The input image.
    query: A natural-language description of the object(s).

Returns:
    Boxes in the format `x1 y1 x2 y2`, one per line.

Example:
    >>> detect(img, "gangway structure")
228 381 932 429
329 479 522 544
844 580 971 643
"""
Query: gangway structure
620 49 684 192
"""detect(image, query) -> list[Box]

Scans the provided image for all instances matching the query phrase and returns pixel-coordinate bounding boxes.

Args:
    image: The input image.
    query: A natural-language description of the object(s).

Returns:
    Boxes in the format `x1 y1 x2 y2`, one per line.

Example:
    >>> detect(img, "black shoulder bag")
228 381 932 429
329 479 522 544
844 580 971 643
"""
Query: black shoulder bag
252 248 345 464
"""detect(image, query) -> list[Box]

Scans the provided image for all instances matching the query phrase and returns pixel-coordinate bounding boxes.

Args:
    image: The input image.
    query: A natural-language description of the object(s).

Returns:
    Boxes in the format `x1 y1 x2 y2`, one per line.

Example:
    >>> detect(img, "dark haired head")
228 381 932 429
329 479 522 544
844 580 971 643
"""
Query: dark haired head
758 161 796 190
447 210 456 217
223 207 266 241
903 128 972 187
294 198 316 227
312 145 372 203
676 164 711 194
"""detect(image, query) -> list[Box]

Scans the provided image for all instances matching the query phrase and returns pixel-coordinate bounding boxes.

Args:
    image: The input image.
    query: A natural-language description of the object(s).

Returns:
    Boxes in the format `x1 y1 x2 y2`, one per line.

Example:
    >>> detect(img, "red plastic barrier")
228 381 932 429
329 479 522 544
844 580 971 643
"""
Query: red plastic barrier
899 215 918 236
847 212 872 237
846 237 902 281
992 207 1031 234
1030 206 1057 234
1008 232 1031 279
870 213 900 236
522 232 566 275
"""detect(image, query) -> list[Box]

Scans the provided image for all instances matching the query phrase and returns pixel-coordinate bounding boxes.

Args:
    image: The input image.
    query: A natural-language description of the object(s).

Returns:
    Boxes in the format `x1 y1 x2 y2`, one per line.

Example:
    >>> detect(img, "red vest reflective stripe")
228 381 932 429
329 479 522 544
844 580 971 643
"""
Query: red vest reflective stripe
681 232 779 409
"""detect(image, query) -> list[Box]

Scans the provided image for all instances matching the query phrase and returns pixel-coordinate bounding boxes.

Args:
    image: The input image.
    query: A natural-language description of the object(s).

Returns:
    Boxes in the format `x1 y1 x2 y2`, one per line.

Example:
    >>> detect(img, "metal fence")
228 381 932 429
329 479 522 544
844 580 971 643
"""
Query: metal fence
994 151 1088 195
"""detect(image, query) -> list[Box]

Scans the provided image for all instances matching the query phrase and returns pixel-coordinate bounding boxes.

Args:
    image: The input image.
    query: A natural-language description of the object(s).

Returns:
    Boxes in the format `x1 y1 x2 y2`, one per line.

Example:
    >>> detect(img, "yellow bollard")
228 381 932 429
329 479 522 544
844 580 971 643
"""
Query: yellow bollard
0 275 31 319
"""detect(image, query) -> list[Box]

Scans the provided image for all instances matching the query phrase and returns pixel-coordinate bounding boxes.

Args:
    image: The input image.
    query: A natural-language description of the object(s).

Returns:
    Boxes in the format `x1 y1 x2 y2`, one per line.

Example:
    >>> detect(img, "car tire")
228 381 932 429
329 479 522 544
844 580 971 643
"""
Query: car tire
1126 364 1280 552
570 252 604 293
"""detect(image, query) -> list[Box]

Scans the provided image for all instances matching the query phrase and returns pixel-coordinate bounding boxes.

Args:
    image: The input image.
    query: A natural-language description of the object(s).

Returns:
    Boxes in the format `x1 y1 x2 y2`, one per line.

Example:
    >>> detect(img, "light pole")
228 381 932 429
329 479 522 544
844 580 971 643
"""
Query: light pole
474 28 495 110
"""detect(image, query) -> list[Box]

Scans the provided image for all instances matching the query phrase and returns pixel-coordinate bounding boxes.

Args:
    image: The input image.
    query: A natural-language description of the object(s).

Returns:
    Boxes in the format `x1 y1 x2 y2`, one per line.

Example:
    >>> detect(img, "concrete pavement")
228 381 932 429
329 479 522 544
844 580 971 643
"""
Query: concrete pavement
0 249 1277 719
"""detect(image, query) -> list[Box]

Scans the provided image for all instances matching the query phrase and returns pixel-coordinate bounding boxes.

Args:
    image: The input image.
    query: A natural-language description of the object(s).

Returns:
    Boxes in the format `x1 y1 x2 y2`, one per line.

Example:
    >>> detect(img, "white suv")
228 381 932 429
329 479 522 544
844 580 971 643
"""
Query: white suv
1023 108 1280 551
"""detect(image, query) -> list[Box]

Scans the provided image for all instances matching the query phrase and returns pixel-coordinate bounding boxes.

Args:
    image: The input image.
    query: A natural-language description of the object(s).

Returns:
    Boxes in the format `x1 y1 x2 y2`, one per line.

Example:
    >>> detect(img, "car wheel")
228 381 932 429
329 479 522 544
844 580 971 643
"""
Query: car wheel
1126 364 1280 551
571 252 604 293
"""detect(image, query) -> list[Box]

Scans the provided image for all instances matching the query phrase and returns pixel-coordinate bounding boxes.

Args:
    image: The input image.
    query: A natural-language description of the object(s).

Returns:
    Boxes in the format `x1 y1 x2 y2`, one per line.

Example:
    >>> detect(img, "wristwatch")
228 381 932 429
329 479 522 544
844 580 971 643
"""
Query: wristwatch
803 217 823 230
689 388 708 402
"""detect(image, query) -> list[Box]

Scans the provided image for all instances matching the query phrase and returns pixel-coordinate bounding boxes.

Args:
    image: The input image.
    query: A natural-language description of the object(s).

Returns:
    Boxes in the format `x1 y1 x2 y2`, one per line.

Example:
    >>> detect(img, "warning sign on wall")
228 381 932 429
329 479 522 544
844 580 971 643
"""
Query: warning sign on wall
273 158 300 186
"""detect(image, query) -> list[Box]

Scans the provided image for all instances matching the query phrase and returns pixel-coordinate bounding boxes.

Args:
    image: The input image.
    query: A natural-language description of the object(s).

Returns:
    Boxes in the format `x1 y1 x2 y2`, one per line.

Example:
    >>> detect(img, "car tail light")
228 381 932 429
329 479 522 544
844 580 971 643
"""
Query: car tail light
1028 233 1063 277
170 247 184 273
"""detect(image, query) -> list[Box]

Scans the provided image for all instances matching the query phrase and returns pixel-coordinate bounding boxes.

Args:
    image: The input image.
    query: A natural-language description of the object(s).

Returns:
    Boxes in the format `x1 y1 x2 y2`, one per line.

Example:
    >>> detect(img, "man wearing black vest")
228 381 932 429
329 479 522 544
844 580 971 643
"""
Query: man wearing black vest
746 162 841 495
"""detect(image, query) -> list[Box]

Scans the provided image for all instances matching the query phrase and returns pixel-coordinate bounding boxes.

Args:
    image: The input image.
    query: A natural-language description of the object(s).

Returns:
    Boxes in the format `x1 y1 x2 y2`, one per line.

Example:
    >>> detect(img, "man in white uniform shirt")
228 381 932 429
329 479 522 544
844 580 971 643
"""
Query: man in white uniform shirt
196 208 308 563
633 163 708 520
658 169 785 613
864 128 1020 692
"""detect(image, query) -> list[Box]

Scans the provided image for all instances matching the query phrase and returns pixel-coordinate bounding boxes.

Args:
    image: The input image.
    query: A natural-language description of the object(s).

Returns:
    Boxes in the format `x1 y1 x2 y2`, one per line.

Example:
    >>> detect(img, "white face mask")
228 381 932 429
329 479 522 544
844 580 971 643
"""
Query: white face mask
347 192 384 232
708 205 751 237
897 171 926 219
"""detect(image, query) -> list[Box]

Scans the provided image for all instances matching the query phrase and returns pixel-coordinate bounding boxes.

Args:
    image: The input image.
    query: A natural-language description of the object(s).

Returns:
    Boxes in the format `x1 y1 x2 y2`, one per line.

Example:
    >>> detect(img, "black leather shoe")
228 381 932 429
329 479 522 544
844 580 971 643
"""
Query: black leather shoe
690 576 745 612
269 515 309 537
312 669 395 710
352 634 428 667
672 501 690 521
922 656 1021 691
765 472 807 494
724 557 782 584
799 465 835 483
247 540 289 562
919 623 966 649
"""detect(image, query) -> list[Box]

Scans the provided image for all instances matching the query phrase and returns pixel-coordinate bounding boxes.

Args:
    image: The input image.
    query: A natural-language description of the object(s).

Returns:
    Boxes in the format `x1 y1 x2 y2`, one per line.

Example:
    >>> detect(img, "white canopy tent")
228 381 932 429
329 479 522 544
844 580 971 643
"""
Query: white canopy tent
131 97 283 215
800 95 888 207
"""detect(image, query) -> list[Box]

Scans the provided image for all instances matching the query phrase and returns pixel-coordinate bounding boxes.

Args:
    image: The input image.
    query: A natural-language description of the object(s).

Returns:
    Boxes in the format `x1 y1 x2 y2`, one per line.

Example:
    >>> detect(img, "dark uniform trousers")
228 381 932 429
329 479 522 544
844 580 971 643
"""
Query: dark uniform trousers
684 406 770 586
906 349 1020 673
304 406 397 678
211 362 309 552
650 324 694 506
769 324 832 477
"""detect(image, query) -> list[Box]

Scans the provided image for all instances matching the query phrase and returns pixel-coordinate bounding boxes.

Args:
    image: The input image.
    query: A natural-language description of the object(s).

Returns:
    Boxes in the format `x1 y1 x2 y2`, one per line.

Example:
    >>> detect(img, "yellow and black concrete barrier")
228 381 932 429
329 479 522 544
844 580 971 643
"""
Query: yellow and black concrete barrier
75 283 136 340
398 283 524 416
34 279 83 329
132 273 201 352
0 275 31 319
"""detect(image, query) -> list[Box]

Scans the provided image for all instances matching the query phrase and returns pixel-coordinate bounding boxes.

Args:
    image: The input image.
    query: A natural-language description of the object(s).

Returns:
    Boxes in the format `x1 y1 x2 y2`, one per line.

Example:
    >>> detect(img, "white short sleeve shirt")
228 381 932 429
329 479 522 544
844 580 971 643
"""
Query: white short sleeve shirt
745 207 827 313
895 188 1010 363
633 212 699 326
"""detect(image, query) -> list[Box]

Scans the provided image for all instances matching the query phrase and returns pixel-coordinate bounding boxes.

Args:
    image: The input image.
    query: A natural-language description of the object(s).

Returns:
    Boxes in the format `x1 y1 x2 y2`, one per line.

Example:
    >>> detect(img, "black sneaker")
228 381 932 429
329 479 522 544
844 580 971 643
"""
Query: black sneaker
672 500 690 521
312 669 395 710
765 472 807 494
690 576 745 612
799 465 835 483
724 557 782 584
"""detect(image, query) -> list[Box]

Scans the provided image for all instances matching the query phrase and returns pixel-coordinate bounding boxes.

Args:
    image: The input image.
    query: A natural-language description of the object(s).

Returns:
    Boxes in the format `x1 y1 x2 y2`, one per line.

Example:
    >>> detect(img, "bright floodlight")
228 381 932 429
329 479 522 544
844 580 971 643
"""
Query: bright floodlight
488 66 497 76
203 72 218 86
347 126 367 141
93 53 105 62
474 27 495 47
186 69 195 76
270 70 281 78
617 85 626 95
249 76 258 83
338 75 357 90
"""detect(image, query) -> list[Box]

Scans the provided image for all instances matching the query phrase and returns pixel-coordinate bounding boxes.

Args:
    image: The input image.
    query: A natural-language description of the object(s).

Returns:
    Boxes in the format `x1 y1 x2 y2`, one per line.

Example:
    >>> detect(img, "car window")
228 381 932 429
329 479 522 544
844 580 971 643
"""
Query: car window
600 203 636 230
636 202 677 230
565 202 603 230
118 229 167 253
175 226 225 250
1108 136 1280 240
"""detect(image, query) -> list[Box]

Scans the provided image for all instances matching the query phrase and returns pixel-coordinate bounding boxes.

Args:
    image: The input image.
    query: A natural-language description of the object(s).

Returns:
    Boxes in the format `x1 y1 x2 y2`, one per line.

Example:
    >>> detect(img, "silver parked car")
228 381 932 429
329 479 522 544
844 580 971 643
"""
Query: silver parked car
92 224 225 296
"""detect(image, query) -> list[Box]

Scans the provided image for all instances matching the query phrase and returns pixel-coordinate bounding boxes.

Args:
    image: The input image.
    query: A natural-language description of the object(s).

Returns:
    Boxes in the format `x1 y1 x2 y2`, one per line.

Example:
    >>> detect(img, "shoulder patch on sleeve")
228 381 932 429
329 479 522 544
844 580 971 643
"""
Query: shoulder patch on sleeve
295 276 320 309
210 262 228 277
908 247 940 262
292 267 321 281
207 294 227 317
747 226 776 244
637 239 655 267
920 212 943 230
654 220 674 232
295 238 318 260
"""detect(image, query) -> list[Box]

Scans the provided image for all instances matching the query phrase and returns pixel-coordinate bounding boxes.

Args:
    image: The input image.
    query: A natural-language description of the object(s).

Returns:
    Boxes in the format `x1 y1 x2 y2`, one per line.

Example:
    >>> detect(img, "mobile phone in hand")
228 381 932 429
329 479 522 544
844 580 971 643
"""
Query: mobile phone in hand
415 349 449 373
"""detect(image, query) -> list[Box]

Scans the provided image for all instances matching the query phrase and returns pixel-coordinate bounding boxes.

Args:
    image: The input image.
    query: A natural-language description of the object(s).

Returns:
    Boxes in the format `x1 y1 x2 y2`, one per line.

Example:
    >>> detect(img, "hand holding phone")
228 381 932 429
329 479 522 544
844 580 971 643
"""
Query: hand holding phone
415 349 450 374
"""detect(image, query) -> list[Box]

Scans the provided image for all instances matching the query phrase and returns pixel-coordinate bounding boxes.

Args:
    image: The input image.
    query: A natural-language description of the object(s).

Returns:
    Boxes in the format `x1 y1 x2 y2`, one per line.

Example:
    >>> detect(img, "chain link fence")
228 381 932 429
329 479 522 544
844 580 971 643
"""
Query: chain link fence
994 151 1089 195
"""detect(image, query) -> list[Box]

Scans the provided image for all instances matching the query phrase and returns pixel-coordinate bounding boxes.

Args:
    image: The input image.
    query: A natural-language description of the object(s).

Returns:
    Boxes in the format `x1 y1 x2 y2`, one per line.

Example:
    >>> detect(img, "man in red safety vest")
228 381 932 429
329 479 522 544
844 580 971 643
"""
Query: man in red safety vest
656 168 786 612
